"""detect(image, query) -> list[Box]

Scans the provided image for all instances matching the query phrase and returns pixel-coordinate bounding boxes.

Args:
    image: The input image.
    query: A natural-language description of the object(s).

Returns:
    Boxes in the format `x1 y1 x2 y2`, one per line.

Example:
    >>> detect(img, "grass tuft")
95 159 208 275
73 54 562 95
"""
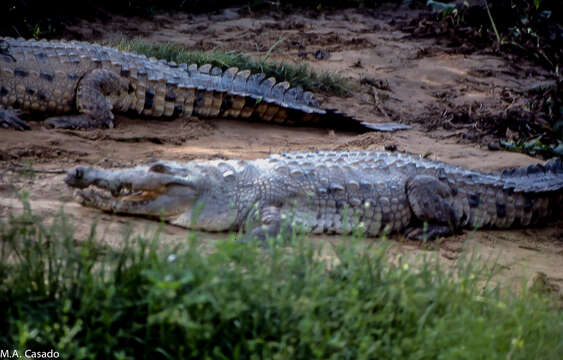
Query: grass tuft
114 38 352 97
1 199 562 359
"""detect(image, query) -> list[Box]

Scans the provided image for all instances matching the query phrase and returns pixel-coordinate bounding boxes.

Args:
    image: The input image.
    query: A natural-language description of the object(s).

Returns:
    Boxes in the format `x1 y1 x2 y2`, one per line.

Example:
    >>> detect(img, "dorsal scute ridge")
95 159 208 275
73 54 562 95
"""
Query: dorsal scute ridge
210 66 224 90
497 157 563 193
271 81 291 105
223 67 240 91
198 64 212 74
264 150 496 180
258 77 276 100
232 70 251 94
155 60 325 114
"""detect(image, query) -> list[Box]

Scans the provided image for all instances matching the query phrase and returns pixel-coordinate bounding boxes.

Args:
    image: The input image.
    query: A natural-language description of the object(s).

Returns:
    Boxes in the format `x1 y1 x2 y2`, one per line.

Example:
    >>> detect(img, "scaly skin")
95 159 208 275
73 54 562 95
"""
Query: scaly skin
0 37 399 131
64 151 563 241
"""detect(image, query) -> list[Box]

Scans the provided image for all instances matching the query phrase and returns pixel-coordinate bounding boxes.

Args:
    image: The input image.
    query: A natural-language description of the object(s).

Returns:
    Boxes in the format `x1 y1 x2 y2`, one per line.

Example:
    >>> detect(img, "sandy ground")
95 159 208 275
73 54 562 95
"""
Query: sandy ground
1 7 561 296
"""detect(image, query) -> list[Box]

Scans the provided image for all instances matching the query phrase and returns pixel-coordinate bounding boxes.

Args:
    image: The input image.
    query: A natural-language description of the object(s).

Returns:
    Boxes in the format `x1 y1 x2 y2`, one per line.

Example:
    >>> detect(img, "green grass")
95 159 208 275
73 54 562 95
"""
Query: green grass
114 39 352 97
0 199 562 359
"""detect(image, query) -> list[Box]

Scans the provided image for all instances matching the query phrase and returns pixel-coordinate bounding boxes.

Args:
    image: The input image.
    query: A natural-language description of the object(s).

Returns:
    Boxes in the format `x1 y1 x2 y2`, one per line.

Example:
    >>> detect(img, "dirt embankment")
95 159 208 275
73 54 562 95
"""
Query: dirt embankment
1 7 561 296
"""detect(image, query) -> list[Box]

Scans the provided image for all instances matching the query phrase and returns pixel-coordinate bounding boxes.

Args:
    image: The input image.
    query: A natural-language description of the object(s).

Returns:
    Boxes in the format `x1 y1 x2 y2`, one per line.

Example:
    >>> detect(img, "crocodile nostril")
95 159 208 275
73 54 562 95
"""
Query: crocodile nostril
111 187 121 197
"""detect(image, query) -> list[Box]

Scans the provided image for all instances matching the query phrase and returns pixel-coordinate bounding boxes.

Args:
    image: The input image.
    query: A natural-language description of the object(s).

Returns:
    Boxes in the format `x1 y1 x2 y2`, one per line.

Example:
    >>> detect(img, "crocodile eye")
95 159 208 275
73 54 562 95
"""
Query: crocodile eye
75 167 83 179
149 163 168 174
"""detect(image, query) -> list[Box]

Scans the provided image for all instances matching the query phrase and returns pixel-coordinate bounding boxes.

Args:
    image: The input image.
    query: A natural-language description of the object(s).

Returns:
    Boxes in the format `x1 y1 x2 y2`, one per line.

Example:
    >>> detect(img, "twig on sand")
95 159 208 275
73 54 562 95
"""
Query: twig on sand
372 86 392 121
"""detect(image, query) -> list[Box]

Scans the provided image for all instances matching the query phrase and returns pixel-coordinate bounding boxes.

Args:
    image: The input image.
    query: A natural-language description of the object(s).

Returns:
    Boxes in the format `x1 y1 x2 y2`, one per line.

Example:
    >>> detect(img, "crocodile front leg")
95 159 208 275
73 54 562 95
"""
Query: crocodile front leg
0 106 30 130
45 69 128 129
405 175 459 240
240 205 295 244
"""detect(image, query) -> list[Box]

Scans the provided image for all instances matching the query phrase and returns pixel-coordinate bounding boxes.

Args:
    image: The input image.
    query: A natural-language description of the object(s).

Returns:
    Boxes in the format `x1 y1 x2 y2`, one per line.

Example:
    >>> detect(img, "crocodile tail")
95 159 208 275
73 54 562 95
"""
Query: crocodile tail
318 109 412 133
460 158 562 229
499 158 562 227
183 64 321 121
500 157 563 193
280 107 392 132
184 64 390 132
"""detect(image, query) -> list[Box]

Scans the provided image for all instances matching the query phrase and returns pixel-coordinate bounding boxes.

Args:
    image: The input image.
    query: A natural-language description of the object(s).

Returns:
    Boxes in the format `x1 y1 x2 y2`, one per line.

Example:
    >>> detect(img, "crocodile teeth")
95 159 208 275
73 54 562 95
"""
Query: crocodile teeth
117 187 138 197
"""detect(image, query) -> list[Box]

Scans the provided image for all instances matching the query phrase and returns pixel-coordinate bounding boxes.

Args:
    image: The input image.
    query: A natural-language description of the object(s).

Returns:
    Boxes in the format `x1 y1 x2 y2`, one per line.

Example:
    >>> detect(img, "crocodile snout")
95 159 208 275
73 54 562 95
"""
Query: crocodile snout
64 166 87 188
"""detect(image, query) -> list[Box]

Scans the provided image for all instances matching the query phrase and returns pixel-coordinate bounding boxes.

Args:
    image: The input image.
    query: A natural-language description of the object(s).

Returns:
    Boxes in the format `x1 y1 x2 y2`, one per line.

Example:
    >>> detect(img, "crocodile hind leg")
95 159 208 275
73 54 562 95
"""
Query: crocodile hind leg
405 175 459 240
0 106 30 130
45 69 128 129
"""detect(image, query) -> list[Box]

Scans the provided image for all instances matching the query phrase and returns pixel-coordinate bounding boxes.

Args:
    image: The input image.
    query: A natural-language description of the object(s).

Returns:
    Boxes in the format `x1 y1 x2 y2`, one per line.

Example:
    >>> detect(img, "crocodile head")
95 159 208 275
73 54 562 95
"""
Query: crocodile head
65 161 239 231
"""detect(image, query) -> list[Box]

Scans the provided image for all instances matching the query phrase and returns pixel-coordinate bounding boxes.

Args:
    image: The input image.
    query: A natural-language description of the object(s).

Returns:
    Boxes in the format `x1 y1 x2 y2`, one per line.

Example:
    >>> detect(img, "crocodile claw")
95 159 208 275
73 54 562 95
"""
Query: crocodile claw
405 224 454 241
0 108 31 130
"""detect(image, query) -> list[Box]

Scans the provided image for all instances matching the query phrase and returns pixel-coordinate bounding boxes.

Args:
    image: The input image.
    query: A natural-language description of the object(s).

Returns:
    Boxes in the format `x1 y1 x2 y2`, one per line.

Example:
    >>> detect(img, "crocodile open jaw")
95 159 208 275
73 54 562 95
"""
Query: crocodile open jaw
65 164 199 218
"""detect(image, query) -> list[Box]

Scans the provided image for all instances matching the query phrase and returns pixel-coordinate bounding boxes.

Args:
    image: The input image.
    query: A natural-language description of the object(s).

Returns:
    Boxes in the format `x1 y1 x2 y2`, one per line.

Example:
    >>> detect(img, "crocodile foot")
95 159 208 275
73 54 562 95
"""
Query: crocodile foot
44 115 114 129
239 206 283 244
0 108 30 130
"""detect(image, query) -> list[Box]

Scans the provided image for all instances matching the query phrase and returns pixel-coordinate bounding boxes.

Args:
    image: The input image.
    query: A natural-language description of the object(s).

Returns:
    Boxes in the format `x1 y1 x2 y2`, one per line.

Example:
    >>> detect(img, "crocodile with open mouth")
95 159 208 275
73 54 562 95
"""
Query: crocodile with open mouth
0 37 407 132
64 151 562 241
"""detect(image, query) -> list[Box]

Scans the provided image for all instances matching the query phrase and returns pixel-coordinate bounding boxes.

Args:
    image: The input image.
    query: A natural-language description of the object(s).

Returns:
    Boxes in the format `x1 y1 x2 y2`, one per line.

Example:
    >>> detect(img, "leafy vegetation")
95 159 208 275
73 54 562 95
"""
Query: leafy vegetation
424 1 562 158
487 79 562 158
499 78 562 157
427 0 561 73
1 199 562 359
115 39 351 96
